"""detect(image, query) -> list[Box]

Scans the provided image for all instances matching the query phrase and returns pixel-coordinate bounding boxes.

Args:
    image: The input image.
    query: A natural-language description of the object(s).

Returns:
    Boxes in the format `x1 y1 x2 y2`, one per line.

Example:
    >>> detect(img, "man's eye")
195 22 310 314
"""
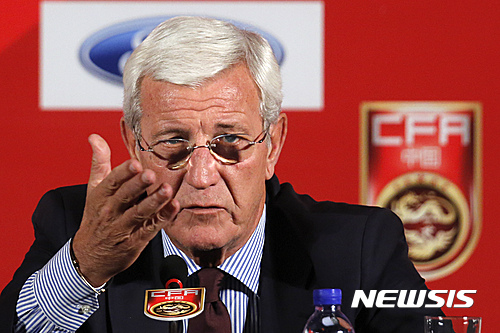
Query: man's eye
158 138 187 145
220 135 242 144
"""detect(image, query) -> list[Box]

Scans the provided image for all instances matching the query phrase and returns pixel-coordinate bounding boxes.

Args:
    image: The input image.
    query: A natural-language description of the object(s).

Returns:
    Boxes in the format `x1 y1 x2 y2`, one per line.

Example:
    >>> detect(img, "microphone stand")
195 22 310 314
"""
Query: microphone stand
170 320 182 333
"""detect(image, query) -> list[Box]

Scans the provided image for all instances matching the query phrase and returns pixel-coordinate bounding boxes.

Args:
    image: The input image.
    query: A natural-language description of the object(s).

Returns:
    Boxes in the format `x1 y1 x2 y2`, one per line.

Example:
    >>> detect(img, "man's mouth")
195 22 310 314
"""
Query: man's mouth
181 205 225 214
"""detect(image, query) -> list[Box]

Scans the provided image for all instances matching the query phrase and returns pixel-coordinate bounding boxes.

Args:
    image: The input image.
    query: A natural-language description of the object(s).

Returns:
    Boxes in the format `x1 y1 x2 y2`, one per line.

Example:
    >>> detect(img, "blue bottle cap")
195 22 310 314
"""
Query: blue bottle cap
313 288 342 305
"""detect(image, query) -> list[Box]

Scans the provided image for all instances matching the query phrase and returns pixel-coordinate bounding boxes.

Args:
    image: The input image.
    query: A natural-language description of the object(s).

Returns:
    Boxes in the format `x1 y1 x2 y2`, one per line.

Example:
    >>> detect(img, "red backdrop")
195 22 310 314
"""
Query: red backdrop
1 0 499 329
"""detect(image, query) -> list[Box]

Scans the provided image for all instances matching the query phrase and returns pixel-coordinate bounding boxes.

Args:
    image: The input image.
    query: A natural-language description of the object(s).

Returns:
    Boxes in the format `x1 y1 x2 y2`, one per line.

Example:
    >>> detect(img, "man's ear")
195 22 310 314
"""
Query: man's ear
265 112 288 180
120 117 140 160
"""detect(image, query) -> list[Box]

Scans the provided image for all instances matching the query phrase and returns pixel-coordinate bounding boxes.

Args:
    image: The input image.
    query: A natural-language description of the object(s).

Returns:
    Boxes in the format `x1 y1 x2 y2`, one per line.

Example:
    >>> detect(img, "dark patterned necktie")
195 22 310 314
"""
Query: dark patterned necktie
188 268 231 333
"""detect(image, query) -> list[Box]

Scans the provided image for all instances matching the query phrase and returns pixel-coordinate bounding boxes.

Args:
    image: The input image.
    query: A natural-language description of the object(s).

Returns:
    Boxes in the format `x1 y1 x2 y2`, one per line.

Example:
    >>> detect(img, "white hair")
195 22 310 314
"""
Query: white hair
122 16 283 136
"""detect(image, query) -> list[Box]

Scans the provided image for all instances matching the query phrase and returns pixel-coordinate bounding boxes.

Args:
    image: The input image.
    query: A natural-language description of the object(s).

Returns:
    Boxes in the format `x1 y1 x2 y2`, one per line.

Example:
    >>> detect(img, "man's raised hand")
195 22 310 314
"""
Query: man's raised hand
72 134 179 287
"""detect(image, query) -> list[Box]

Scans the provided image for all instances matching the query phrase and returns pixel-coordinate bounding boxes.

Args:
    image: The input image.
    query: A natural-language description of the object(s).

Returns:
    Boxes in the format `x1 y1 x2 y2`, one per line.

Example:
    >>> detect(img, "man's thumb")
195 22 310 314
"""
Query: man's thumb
88 134 112 192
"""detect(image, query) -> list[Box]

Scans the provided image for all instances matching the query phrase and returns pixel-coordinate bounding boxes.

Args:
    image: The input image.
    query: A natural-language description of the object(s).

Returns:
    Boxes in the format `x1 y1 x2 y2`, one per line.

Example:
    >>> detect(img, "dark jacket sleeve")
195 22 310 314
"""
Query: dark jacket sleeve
0 186 85 332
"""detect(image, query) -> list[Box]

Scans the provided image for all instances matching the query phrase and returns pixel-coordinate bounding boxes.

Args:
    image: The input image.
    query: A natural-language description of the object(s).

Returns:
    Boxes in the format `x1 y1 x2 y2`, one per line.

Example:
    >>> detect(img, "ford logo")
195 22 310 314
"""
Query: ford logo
79 16 285 85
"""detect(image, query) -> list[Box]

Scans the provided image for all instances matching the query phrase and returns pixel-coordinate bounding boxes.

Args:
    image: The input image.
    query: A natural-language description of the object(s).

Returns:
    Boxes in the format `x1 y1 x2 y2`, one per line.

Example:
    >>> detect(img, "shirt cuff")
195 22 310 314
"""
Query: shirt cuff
16 240 100 332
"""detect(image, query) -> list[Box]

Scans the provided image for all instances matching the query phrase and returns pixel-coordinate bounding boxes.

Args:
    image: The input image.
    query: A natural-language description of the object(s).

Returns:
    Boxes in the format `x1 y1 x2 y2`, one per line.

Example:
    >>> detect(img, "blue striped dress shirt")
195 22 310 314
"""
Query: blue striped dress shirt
14 209 265 333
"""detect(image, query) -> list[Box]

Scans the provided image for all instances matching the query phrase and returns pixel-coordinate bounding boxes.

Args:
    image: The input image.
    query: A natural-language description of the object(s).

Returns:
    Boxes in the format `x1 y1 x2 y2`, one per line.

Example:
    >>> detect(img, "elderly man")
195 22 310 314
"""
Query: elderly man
0 16 442 333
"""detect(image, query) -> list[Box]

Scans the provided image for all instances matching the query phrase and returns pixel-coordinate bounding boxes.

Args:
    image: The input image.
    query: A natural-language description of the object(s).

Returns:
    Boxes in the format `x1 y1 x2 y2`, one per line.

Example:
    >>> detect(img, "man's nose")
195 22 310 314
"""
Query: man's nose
183 145 220 189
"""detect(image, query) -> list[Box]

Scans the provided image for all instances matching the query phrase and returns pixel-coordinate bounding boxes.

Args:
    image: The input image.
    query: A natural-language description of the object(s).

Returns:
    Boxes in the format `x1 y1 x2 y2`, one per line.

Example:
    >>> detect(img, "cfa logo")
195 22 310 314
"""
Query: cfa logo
150 289 200 298
351 290 476 308
372 113 471 147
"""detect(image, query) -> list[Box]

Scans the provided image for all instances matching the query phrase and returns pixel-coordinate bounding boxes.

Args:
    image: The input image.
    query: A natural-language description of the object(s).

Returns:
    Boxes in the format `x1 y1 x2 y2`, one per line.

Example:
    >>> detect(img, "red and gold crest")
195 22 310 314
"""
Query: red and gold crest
360 102 482 280
144 288 205 321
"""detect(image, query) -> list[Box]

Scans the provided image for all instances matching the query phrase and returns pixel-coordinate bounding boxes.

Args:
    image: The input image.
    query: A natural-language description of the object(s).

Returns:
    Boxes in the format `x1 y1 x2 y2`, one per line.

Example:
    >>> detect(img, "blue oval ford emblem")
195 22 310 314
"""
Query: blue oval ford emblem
79 16 285 85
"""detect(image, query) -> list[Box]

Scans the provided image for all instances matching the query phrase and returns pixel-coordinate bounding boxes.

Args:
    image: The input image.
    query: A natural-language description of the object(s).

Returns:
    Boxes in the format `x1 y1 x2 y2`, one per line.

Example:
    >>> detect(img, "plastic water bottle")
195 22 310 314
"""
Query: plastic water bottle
303 289 355 333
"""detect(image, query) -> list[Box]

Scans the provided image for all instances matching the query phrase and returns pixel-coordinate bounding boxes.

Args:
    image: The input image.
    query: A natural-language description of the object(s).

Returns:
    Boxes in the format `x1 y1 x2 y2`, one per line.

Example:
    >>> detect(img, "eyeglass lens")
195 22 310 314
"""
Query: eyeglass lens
153 136 251 169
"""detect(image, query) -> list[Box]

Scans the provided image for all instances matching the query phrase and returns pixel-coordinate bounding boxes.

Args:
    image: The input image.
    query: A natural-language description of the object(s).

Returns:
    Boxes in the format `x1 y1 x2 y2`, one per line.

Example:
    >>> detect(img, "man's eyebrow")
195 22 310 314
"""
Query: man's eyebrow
215 123 249 132
151 128 190 140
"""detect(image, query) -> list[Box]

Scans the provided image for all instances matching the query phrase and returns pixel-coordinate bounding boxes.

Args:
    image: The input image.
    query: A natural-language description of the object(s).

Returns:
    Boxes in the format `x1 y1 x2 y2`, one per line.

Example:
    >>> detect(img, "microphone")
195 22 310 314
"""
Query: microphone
160 255 188 333
145 255 204 323
161 255 188 289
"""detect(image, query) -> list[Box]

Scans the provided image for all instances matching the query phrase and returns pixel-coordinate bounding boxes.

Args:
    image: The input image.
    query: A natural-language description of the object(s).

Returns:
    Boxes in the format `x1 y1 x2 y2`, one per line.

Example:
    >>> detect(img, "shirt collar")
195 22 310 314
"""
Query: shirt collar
161 205 266 294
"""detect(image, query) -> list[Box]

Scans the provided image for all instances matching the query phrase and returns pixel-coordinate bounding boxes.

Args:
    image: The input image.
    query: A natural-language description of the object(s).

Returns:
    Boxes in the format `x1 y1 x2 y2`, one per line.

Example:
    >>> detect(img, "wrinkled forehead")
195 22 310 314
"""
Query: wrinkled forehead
138 65 263 133
142 64 260 110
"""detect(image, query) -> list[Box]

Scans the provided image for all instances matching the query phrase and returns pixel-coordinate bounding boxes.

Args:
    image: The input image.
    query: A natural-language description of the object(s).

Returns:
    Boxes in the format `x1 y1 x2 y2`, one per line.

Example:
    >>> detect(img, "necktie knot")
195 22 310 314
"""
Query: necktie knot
197 268 225 302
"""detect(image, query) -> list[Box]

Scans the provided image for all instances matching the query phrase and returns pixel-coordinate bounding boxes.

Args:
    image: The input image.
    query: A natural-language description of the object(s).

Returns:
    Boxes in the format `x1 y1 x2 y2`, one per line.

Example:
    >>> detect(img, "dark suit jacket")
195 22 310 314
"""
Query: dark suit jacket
0 176 443 332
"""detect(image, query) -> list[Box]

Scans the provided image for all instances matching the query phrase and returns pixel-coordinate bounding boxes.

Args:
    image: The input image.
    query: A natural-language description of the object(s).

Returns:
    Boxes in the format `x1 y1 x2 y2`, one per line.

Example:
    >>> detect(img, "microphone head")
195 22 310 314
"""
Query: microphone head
160 255 188 289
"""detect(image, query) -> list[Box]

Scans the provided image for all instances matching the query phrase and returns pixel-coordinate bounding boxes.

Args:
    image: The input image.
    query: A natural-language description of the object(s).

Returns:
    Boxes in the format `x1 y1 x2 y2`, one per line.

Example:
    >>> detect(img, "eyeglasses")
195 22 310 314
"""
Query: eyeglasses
137 130 268 170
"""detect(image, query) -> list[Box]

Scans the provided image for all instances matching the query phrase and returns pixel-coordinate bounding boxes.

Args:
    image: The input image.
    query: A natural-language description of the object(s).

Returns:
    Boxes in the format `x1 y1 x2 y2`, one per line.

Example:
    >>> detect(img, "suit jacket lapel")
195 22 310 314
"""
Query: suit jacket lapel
257 182 316 333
